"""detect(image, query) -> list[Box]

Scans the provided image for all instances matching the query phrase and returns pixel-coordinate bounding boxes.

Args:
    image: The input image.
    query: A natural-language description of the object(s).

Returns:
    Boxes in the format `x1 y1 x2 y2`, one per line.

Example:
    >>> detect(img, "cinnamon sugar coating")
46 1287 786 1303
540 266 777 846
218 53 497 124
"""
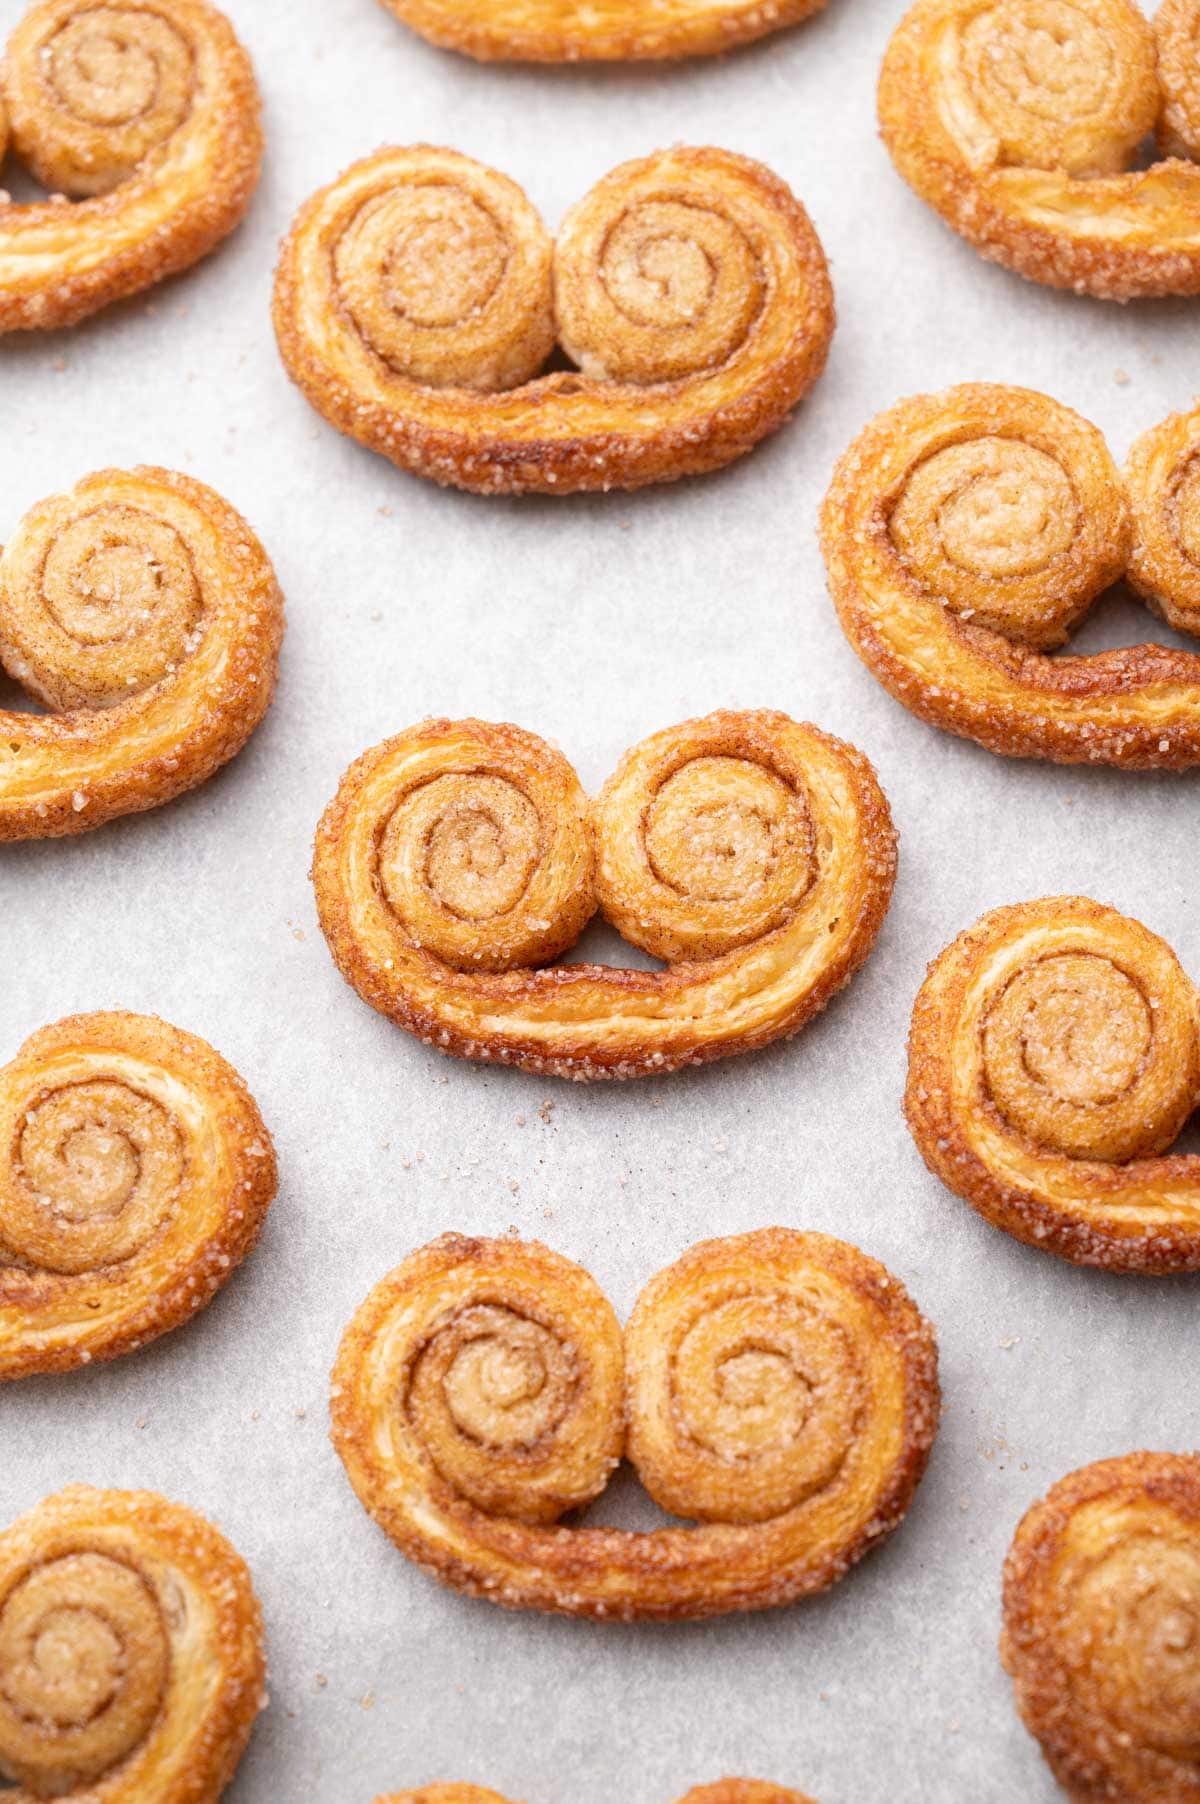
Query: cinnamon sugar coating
1002 1453 1200 1800
0 0 261 332
376 0 827 60
0 1485 264 1801
0 1012 277 1377
0 466 284 840
272 145 834 496
331 1229 940 1621
905 897 1200 1272
880 0 1200 299
822 383 1200 769
312 711 897 1080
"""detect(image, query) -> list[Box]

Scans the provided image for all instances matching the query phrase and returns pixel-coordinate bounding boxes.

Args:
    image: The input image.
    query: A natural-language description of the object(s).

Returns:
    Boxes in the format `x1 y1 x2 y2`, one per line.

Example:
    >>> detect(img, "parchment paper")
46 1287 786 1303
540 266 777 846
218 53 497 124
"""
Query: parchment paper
2 0 1198 1796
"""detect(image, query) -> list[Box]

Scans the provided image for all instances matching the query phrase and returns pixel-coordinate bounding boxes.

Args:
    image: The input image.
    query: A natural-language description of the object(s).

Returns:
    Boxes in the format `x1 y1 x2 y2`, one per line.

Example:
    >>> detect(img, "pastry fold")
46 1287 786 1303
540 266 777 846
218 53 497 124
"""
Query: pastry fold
0 0 261 331
273 145 834 495
0 465 284 839
374 0 826 60
822 384 1200 768
0 1012 276 1377
906 897 1200 1272
0 1485 264 1802
312 711 897 1079
879 0 1200 298
1002 1454 1200 1801
331 1228 940 1621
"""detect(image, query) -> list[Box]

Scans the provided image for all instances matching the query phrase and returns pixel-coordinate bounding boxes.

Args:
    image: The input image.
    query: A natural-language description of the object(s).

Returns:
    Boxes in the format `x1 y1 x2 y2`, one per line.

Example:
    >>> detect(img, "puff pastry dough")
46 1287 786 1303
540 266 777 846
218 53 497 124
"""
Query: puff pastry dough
822 384 1200 768
1003 1453 1200 1801
0 1011 277 1377
0 0 261 332
376 1787 814 1804
313 710 897 1080
272 145 834 495
0 465 284 840
0 1485 264 1802
331 1228 940 1620
906 896 1200 1272
879 0 1200 298
374 0 827 60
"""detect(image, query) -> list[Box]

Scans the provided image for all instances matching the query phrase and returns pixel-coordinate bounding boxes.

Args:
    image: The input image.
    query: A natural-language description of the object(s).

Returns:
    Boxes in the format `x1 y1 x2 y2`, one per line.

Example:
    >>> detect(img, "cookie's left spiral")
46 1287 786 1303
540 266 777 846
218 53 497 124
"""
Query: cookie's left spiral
0 1485 264 1801
0 466 283 840
0 1011 276 1377
0 0 262 331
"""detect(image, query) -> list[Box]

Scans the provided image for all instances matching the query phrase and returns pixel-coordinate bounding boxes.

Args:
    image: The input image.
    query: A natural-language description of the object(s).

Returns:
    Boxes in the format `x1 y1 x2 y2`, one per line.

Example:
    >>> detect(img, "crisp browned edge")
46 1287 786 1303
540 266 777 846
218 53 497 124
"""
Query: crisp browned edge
271 148 835 496
376 0 827 61
0 1011 279 1378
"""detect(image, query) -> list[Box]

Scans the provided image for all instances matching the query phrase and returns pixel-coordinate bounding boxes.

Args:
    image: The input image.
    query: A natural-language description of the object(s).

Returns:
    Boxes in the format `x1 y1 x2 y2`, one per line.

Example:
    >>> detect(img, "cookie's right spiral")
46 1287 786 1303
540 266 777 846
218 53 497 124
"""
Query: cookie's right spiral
0 1011 277 1377
375 0 828 61
822 383 1200 768
0 465 284 840
0 0 262 332
1002 1453 1200 1801
0 1485 264 1801
273 145 834 495
906 896 1200 1272
331 1229 939 1620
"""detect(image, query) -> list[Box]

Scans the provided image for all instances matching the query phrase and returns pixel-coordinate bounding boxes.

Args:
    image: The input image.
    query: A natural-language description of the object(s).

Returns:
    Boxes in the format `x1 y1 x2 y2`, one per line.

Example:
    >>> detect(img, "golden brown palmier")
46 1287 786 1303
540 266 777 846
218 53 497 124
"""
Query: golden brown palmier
272 145 834 495
822 383 1200 768
376 1786 816 1804
331 1228 940 1621
1002 1454 1200 1801
906 897 1200 1272
312 710 896 1080
0 465 283 840
0 1011 276 1378
374 0 826 61
0 0 261 332
879 0 1200 299
0 1485 264 1801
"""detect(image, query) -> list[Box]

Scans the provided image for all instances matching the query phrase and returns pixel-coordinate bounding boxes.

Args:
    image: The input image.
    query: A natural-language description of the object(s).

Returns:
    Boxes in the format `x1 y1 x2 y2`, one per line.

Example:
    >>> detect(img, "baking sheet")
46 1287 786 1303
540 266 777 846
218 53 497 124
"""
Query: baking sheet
2 0 1199 1797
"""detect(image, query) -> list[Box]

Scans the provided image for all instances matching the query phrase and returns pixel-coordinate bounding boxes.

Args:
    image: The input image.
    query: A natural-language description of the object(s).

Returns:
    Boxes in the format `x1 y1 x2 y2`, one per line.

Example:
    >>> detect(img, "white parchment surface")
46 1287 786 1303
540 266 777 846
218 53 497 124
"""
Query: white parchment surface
2 0 1198 1798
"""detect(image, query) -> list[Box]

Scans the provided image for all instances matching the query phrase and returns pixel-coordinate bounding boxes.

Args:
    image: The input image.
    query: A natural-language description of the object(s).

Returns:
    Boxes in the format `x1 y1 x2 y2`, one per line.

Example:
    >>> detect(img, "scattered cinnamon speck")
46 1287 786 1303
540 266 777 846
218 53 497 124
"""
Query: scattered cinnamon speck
1114 369 1130 385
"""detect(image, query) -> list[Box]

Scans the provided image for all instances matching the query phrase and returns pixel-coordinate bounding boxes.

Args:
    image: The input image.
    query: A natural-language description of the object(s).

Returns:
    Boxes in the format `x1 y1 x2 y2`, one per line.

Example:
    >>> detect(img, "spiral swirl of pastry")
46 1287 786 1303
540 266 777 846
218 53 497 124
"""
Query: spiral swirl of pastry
0 466 283 840
0 1011 276 1378
822 384 1200 768
0 0 261 332
1002 1453 1200 1801
376 1786 815 1804
905 897 1200 1272
313 710 896 1080
272 145 834 496
376 0 828 61
879 0 1200 298
331 1228 939 1621
0 1485 264 1802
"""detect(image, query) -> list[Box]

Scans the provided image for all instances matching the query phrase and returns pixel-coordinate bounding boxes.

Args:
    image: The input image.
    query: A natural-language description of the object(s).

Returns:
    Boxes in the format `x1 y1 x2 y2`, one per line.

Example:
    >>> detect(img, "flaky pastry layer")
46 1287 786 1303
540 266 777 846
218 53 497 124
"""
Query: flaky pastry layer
879 0 1200 299
331 1228 939 1621
906 896 1200 1271
0 465 284 839
822 383 1200 768
0 1485 264 1802
0 1012 277 1377
0 0 261 331
272 145 834 495
375 0 826 60
1002 1454 1200 1800
312 710 897 1080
